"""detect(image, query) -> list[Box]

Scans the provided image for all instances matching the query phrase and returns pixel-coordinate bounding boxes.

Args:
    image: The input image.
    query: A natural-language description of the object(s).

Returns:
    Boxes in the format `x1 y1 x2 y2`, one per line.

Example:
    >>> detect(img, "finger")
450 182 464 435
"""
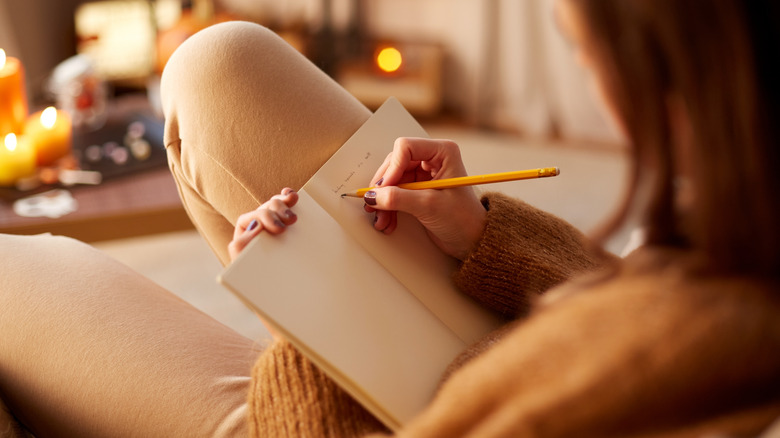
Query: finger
268 188 299 208
228 218 262 260
263 198 298 226
234 211 262 241
383 211 398 234
373 210 394 232
383 137 454 186
369 153 393 187
281 187 296 197
256 207 289 234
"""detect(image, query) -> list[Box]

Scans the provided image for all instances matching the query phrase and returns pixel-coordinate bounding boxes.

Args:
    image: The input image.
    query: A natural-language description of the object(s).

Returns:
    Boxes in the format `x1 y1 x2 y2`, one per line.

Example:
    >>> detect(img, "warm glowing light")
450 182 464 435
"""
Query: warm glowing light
41 107 58 129
376 47 403 73
5 133 17 152
0 49 6 69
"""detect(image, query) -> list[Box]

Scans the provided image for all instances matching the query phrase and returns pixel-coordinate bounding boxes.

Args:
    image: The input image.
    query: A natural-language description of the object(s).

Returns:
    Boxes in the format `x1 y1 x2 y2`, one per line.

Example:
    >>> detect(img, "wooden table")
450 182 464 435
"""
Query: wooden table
0 93 196 242
0 167 192 242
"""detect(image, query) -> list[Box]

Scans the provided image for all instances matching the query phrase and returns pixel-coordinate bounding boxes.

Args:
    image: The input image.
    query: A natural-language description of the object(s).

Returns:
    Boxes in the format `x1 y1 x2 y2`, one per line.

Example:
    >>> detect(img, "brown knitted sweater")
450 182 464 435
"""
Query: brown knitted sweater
247 193 780 437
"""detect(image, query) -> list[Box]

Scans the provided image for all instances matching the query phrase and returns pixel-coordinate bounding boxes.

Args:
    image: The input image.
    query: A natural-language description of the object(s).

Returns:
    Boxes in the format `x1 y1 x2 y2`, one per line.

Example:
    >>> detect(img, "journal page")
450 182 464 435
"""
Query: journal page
303 98 502 344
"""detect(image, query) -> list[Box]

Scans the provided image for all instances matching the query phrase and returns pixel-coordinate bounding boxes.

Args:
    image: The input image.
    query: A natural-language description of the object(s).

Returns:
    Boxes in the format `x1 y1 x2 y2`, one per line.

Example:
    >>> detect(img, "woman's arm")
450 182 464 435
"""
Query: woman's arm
453 192 615 318
248 340 388 437
364 137 615 318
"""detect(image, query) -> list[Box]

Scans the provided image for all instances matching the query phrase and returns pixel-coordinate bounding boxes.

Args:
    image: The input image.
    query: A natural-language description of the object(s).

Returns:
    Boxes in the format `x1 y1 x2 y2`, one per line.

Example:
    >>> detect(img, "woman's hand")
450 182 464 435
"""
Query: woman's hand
228 188 299 262
364 137 487 260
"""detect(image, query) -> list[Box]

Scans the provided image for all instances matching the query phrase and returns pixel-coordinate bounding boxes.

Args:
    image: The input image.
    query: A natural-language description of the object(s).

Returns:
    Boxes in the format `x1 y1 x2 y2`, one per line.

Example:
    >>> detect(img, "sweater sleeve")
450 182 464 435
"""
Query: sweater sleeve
247 339 388 437
453 192 614 318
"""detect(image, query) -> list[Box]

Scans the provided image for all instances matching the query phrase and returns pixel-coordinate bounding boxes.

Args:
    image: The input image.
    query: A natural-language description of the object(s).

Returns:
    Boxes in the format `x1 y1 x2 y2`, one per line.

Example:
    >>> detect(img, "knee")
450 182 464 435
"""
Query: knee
0 233 94 272
0 233 90 308
163 21 280 75
160 21 290 115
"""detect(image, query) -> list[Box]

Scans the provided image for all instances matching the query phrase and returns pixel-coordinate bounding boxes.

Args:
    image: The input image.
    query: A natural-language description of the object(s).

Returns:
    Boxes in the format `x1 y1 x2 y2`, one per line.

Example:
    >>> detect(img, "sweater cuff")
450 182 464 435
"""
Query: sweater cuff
247 339 388 437
453 192 606 318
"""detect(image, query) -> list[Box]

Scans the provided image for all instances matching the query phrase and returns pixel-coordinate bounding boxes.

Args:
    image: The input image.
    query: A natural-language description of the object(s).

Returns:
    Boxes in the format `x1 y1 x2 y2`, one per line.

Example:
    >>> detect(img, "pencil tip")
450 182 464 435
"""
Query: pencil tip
340 193 346 198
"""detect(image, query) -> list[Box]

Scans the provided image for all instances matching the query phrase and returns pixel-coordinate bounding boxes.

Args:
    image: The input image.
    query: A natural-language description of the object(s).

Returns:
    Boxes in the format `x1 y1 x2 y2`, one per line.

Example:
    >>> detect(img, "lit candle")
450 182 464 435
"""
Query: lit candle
0 133 36 186
0 49 29 137
24 106 73 166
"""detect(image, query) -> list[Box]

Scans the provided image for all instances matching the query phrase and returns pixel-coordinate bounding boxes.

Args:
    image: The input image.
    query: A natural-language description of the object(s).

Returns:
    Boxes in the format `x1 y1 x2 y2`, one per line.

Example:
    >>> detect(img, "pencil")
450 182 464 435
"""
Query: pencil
340 167 560 198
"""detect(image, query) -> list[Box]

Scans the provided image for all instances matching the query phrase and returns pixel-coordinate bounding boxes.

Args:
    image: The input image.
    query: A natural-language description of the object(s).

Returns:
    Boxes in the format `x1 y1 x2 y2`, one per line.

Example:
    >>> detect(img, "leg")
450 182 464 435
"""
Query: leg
1 400 28 438
0 233 261 437
161 21 371 266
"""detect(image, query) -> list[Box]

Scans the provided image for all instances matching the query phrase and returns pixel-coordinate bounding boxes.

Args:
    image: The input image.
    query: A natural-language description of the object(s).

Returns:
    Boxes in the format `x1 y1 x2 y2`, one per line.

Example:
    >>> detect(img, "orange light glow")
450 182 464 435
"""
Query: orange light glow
4 133 16 152
376 47 403 73
0 49 6 69
41 106 57 129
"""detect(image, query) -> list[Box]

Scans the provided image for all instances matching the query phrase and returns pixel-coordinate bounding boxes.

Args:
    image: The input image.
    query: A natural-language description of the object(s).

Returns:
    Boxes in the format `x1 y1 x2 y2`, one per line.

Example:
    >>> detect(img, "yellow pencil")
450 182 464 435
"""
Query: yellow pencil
340 167 560 198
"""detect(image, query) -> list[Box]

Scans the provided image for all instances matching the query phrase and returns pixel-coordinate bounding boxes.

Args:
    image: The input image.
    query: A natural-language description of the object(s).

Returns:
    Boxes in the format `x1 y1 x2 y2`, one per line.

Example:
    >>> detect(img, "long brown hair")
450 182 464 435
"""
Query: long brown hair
572 0 780 277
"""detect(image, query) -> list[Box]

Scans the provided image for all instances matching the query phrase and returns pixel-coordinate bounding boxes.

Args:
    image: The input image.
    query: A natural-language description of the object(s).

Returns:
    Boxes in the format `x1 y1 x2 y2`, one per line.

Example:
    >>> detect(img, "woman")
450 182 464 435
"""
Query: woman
227 0 780 436
0 0 778 437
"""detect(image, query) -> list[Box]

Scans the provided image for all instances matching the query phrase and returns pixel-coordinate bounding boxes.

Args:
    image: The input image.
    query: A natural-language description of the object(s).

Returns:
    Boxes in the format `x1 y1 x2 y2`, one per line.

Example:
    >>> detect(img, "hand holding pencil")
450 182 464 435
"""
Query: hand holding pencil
340 167 560 198
357 137 559 260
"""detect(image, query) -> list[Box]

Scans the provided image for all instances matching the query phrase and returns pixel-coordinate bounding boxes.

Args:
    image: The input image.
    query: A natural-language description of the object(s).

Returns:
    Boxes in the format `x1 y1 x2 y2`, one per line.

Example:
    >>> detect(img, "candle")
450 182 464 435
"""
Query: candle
0 133 36 186
0 49 29 137
24 106 73 166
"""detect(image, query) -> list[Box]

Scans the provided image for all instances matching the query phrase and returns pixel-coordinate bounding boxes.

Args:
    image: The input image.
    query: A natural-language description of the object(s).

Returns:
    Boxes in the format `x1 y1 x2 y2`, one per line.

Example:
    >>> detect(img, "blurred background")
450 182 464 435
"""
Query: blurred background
0 0 630 340
0 0 620 142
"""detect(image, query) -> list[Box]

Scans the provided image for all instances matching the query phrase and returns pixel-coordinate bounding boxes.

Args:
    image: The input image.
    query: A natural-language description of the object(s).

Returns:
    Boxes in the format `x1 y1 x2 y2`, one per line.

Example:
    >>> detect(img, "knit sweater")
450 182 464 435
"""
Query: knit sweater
247 193 780 437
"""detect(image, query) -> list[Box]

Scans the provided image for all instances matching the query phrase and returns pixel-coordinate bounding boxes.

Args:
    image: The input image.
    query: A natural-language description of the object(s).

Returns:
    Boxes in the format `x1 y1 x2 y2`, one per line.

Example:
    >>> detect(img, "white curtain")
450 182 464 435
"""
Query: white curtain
216 0 621 144
479 0 621 143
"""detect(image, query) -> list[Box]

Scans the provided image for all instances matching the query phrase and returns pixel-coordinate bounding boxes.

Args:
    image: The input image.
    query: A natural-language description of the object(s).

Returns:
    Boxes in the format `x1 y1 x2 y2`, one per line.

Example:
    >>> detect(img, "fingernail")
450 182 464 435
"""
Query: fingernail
364 190 377 206
375 177 384 186
274 219 286 229
247 219 259 232
284 209 296 219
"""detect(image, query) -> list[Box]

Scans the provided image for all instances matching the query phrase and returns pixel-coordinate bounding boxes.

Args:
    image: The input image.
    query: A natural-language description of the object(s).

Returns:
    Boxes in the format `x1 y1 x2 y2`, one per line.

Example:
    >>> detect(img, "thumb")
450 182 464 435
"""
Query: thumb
228 220 261 261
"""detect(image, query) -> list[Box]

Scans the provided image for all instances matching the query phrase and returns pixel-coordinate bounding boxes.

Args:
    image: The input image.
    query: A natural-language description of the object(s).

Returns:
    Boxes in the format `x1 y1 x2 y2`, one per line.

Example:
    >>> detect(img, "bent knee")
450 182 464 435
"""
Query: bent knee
160 21 285 114
0 233 94 310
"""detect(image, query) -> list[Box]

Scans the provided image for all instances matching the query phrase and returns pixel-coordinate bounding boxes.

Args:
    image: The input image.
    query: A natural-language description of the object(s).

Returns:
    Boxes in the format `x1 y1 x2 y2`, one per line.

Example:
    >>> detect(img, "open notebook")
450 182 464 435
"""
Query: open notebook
218 97 502 431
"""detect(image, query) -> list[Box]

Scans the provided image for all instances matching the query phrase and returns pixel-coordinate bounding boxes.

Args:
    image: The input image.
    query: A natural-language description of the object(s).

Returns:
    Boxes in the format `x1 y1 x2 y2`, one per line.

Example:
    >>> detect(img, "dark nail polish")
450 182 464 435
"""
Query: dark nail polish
247 219 259 232
375 177 384 186
364 190 377 206
285 209 296 219
274 219 286 229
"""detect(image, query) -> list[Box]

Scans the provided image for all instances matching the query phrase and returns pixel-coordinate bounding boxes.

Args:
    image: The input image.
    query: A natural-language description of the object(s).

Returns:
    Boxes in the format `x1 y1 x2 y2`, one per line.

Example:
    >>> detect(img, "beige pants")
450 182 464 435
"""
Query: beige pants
0 21 369 437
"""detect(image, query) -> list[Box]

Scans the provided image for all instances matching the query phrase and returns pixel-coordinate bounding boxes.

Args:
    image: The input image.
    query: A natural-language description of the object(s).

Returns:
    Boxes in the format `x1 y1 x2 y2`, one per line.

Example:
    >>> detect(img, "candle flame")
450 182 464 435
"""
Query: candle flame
0 49 6 69
41 107 57 129
4 133 17 152
376 47 403 73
